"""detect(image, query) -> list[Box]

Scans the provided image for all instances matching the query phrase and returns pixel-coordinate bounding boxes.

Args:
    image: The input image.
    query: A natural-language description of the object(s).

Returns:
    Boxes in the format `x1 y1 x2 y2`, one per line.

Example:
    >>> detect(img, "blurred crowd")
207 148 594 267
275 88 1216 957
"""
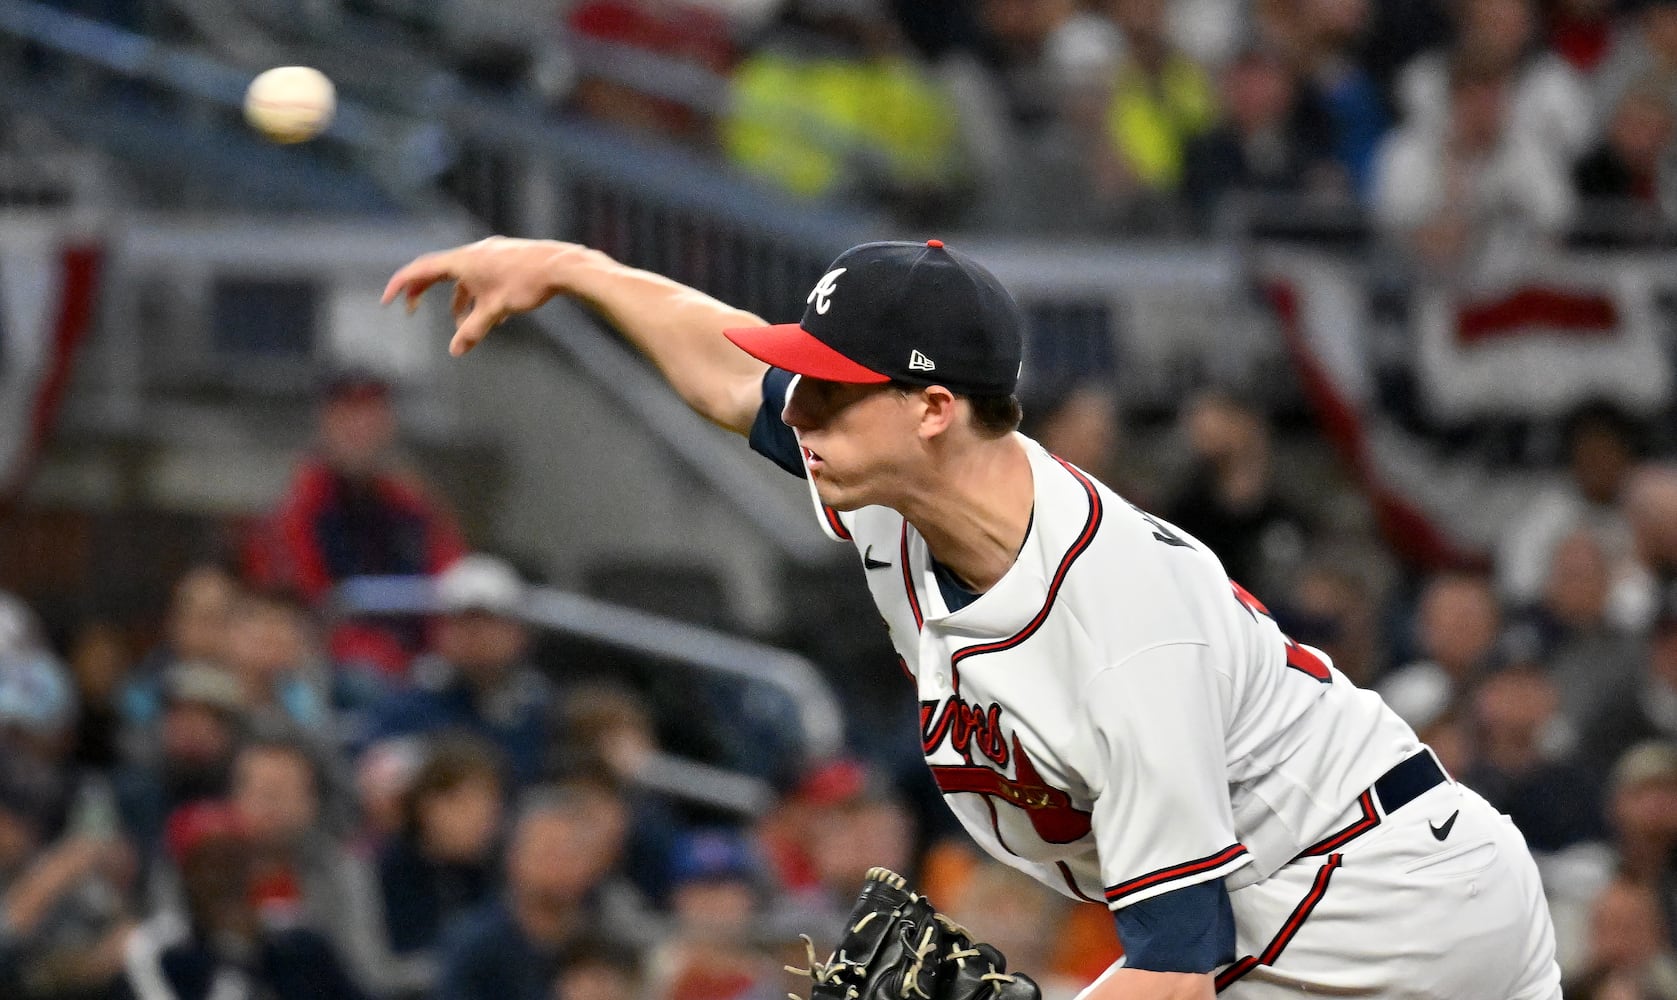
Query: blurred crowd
2 362 1677 1000
0 372 1127 1000
548 0 1677 243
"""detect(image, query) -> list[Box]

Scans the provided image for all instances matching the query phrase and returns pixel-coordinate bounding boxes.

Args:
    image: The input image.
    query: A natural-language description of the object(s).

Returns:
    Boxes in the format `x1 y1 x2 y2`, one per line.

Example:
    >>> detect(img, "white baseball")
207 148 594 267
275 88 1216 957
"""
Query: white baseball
244 66 336 144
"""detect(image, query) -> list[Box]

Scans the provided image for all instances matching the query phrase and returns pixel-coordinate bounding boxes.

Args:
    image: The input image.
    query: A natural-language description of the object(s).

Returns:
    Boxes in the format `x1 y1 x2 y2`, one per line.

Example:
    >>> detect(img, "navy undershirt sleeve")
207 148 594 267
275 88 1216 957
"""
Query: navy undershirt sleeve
748 368 806 478
1113 878 1237 974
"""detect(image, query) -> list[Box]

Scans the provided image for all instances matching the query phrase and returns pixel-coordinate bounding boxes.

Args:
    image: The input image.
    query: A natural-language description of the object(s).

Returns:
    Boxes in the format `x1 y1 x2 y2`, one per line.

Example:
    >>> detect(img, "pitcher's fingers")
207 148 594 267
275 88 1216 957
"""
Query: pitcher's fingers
382 252 456 306
450 283 471 321
448 301 501 357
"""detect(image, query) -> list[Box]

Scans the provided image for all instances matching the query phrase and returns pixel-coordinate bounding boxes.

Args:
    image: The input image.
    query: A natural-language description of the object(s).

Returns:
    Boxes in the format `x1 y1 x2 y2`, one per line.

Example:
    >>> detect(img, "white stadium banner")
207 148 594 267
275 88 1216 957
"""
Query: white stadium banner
0 220 101 499
1415 265 1672 422
1252 248 1628 569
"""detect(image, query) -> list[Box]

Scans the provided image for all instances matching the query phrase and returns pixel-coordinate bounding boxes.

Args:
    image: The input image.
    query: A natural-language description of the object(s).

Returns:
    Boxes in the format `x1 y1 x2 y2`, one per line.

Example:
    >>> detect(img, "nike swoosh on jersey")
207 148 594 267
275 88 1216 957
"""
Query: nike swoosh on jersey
1429 810 1459 841
863 545 892 570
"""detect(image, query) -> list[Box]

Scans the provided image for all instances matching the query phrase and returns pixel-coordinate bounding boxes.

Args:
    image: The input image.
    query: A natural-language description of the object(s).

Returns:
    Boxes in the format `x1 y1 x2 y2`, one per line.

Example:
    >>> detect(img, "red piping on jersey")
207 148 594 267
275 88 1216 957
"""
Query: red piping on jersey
947 457 1102 683
1297 790 1378 858
899 455 1101 654
823 504 852 540
1057 862 1103 905
1102 843 1249 906
1214 853 1343 993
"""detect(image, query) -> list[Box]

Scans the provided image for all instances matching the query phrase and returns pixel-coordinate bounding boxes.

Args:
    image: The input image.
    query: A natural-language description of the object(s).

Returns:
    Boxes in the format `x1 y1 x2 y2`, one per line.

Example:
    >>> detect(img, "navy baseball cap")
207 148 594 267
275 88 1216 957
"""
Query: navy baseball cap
724 240 1025 396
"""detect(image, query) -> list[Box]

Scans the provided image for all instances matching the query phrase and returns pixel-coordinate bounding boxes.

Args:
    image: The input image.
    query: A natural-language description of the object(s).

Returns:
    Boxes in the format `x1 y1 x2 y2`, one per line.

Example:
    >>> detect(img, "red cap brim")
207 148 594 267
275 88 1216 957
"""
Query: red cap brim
723 324 890 383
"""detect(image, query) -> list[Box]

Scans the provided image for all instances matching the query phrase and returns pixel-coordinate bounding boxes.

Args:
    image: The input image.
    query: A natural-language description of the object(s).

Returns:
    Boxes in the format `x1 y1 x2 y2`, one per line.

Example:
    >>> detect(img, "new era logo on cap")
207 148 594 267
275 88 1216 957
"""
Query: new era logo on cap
721 239 1024 395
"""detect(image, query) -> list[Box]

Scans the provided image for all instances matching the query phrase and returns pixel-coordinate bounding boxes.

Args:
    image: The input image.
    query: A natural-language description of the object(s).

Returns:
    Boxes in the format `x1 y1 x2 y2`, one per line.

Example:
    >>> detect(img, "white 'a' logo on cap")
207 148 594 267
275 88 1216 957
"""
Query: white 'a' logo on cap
908 350 936 371
808 268 846 315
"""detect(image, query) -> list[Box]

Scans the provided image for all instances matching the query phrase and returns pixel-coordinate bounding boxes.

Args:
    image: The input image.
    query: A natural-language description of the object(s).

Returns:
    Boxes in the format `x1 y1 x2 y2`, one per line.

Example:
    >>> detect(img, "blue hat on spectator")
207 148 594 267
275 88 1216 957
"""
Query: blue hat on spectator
669 829 758 887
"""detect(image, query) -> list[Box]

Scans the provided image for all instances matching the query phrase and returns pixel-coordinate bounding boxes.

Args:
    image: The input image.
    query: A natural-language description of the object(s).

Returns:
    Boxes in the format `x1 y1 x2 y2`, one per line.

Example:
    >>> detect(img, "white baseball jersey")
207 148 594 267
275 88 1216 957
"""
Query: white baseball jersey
802 431 1422 910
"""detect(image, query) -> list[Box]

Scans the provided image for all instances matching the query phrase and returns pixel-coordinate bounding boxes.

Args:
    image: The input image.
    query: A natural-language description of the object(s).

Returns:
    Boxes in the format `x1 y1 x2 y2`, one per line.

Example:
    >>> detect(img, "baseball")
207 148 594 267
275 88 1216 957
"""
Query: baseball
244 66 335 144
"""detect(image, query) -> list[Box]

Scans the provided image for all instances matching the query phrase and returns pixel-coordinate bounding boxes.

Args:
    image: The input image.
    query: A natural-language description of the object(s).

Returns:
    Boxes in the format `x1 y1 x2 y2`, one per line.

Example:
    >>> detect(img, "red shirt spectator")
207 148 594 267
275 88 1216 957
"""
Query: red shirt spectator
247 373 466 673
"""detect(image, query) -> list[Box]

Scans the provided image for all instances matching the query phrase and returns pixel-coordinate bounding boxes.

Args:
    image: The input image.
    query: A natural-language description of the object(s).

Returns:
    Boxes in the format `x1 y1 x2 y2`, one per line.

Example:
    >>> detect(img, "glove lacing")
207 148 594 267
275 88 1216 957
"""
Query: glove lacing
934 914 1017 986
787 933 857 1000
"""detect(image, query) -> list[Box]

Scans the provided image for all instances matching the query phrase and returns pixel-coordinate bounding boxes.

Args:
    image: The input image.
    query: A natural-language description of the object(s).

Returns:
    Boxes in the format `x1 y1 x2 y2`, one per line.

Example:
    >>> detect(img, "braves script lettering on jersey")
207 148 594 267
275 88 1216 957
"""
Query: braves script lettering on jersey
782 386 1560 998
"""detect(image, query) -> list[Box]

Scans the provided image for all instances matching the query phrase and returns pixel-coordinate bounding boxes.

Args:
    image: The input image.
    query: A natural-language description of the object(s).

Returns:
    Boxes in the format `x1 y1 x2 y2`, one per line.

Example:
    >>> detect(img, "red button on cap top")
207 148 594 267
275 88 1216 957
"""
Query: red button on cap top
926 239 944 249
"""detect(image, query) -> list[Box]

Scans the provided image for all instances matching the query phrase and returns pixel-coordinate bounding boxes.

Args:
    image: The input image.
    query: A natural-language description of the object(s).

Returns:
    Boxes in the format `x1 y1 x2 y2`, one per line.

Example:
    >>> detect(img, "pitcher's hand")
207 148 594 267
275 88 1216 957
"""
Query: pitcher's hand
383 237 603 356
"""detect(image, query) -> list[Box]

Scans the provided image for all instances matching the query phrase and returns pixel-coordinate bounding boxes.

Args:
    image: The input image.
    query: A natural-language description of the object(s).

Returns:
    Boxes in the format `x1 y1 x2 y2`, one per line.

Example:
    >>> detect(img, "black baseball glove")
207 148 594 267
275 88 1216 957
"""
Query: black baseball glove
788 867 1042 1000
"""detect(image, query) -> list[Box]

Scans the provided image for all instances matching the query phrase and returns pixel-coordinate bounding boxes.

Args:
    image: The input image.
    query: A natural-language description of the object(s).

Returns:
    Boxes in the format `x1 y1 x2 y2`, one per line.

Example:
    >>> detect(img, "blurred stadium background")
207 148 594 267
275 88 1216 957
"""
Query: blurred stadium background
3 0 1677 997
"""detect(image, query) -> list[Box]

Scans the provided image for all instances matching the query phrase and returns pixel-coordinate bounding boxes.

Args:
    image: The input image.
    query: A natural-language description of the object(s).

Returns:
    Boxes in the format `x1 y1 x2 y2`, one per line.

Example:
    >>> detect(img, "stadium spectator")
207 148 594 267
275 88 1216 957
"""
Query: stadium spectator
1506 529 1643 726
65 621 130 771
248 372 467 674
803 783 914 925
937 0 1121 231
1181 45 1344 227
0 758 136 1000
119 566 238 749
1019 383 1126 499
363 554 555 785
222 588 335 744
1609 742 1677 884
228 738 395 997
1498 401 1643 618
116 801 366 1000
1100 0 1217 213
1463 668 1604 851
552 684 688 905
1575 83 1677 223
1294 0 1389 197
756 758 868 900
647 829 777 1000
375 736 503 986
1596 0 1677 125
353 737 424 849
115 662 246 860
1581 598 1677 779
1625 463 1677 630
1276 559 1385 686
435 785 641 1000
1378 570 1504 732
1396 0 1593 161
1548 742 1677 980
1163 389 1311 599
0 648 80 825
1373 52 1576 275
1567 877 1677 998
553 936 646 1000
721 0 966 219
1548 0 1620 76
0 590 46 657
